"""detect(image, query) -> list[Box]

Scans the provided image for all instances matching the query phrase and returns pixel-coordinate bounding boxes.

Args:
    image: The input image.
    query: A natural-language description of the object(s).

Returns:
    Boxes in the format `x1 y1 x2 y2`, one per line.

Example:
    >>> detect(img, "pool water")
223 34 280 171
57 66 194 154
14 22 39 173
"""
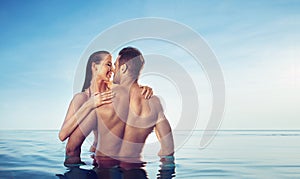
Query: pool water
0 130 300 178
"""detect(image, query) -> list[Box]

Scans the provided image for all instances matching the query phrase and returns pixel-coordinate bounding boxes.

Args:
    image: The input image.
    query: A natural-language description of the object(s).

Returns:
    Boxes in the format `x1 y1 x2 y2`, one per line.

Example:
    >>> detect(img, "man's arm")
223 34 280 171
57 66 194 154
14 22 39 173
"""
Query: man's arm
154 98 174 156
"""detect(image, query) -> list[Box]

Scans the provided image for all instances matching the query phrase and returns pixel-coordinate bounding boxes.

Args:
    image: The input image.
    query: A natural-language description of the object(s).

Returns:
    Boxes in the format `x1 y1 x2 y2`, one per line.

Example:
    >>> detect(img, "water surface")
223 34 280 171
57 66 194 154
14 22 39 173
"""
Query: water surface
0 130 299 178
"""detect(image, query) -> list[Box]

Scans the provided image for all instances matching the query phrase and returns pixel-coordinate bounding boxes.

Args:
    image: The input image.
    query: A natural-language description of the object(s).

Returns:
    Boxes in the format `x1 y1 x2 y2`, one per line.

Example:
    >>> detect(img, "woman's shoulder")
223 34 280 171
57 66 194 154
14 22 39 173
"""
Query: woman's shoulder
72 92 89 101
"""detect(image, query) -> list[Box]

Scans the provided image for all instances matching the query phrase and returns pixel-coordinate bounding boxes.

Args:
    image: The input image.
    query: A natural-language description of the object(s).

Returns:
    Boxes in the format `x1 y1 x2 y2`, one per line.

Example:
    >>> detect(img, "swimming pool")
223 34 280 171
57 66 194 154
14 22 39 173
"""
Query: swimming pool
0 130 299 178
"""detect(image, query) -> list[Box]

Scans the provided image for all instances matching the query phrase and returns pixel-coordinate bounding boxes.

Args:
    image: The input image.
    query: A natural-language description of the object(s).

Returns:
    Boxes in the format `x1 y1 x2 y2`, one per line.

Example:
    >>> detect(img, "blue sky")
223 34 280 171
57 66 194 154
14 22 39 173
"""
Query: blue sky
0 0 299 130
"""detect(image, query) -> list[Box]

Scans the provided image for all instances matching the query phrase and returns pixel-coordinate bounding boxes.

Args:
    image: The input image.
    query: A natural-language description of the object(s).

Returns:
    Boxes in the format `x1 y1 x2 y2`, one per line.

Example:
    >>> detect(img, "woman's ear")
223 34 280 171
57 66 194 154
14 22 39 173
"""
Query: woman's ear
92 62 97 72
120 64 128 74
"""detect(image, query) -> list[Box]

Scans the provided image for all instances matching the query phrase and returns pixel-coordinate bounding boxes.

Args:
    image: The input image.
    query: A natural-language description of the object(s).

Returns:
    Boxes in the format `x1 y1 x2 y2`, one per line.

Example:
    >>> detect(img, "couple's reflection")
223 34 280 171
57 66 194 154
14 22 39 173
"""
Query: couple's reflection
57 156 175 179
94 156 147 179
56 166 97 179
56 166 147 179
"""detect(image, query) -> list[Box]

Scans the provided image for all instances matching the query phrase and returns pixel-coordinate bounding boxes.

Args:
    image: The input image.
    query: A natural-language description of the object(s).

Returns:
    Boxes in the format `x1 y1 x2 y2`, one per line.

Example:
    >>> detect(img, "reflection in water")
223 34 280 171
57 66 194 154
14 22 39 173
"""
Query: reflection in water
57 156 175 179
94 156 148 179
94 166 147 179
56 167 97 179
157 156 176 179
63 155 86 168
57 165 148 179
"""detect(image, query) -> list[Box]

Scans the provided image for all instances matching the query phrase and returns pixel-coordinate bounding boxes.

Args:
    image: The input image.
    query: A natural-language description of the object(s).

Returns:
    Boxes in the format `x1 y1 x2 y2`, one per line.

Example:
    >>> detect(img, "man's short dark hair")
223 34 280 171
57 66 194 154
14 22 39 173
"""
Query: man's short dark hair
118 47 145 79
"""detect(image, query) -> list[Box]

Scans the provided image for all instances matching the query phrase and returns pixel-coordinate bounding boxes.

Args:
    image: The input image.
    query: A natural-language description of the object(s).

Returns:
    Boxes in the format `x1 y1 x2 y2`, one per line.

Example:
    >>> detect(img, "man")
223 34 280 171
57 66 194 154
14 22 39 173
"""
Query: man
94 47 174 166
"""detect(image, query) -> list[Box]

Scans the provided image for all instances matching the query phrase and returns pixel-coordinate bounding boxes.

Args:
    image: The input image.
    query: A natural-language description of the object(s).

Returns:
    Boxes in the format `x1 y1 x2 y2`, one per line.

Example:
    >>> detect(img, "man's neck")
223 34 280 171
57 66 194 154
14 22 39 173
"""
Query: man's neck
129 82 140 93
120 75 138 91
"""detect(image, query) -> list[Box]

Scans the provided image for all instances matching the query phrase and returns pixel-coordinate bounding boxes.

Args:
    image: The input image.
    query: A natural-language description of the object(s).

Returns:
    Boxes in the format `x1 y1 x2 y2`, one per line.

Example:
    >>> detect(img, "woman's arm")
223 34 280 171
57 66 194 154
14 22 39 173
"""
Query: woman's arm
58 91 113 141
59 93 92 141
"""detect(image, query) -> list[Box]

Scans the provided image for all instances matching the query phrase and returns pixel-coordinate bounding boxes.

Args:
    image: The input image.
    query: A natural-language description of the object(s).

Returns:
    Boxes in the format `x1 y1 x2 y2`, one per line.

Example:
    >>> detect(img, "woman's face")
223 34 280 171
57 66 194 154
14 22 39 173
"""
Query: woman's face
94 54 114 82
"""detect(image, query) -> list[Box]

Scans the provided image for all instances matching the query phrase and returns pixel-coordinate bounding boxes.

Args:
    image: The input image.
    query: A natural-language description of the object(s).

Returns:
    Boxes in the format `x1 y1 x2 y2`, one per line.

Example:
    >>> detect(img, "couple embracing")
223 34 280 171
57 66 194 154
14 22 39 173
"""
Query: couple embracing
59 47 174 168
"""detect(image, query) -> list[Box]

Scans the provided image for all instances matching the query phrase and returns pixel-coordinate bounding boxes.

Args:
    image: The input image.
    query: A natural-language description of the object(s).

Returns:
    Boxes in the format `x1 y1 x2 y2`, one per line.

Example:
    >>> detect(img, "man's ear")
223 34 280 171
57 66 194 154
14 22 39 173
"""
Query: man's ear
120 64 128 74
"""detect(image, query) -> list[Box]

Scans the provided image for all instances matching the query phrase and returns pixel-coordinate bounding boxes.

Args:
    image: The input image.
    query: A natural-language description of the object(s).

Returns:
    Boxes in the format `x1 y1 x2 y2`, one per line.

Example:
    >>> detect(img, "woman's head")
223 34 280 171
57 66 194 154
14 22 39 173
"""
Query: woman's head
82 51 112 92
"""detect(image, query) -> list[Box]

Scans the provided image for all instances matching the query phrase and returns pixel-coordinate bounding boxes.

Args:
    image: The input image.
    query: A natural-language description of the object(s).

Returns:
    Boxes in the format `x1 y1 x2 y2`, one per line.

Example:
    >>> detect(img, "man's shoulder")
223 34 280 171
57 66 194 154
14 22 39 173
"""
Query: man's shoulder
111 85 130 103
148 95 163 110
149 95 160 103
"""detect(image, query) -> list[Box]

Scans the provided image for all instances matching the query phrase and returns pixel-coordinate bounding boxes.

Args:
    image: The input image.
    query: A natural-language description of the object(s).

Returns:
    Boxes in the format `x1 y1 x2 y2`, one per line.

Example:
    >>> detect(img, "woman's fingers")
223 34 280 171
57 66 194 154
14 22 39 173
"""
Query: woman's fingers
101 100 112 105
101 93 114 101
93 92 100 96
145 90 152 99
93 90 114 107
140 86 154 99
141 86 147 95
101 90 114 99
96 90 114 99
144 86 153 99
148 91 153 99
100 90 113 96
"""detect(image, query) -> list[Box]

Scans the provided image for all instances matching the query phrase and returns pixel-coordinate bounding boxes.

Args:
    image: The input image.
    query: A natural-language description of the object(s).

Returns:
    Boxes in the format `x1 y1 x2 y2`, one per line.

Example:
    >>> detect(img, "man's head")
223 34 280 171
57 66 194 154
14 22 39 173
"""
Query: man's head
113 47 145 84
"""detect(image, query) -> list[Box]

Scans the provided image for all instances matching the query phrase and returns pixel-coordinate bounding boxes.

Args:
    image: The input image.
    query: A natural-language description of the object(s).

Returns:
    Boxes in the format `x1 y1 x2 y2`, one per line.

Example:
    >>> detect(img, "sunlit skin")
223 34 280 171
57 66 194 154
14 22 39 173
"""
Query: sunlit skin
94 51 174 168
59 54 153 166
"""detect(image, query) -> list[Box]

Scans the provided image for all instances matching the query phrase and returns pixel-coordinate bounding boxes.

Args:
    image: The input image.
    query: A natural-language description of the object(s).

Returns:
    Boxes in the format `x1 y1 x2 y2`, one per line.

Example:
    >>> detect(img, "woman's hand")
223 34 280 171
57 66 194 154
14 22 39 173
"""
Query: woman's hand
140 86 153 99
91 90 114 108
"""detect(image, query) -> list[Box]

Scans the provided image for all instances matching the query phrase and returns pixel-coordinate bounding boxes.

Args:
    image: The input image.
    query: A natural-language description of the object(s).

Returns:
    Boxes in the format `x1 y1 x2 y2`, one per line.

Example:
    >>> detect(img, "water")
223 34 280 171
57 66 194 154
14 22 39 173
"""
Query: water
0 130 300 178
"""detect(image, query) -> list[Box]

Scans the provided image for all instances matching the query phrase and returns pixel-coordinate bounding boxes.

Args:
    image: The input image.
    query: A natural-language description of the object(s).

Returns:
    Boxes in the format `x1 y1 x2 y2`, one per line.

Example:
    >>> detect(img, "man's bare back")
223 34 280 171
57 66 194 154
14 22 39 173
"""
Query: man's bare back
94 83 173 165
95 86 129 158
119 85 159 157
119 84 174 162
94 46 174 166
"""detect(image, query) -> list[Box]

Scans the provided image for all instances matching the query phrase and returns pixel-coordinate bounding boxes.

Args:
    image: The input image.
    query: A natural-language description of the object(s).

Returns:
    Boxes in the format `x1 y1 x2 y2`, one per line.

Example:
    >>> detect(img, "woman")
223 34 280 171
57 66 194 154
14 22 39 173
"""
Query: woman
59 51 152 166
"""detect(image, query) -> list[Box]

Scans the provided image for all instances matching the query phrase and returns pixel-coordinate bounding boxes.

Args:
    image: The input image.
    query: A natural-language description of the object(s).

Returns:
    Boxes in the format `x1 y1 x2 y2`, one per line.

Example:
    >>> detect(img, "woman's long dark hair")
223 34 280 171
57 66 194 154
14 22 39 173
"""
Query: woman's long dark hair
81 51 110 92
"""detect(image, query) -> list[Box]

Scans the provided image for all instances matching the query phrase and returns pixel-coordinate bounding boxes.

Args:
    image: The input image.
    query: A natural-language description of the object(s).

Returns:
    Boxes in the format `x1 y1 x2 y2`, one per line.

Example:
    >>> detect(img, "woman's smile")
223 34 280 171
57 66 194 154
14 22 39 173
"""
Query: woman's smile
107 71 113 79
